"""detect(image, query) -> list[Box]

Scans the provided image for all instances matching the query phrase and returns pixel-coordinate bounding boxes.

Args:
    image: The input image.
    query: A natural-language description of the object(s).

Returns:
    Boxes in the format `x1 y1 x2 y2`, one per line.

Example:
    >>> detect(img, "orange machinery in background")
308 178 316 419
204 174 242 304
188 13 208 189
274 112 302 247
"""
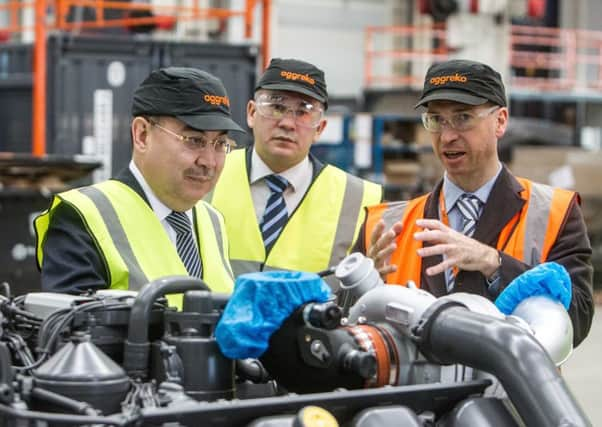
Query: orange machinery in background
0 0 272 158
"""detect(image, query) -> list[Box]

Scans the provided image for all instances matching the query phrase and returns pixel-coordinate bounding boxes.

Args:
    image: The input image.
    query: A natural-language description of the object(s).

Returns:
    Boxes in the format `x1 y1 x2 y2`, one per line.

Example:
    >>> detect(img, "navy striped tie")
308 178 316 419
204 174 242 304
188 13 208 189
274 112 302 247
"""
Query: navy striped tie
260 174 289 251
166 211 202 278
447 193 483 291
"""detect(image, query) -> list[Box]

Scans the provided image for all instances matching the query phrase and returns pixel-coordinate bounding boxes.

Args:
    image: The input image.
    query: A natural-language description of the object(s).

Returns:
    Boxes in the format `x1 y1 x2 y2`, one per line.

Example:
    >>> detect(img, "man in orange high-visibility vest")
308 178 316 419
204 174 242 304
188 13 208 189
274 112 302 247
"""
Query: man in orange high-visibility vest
355 60 594 347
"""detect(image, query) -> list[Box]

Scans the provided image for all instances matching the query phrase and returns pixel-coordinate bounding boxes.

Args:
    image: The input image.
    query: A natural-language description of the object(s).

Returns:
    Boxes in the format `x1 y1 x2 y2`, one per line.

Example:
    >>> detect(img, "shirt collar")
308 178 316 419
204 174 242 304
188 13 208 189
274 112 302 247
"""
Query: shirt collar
129 160 190 221
249 148 310 192
442 162 502 213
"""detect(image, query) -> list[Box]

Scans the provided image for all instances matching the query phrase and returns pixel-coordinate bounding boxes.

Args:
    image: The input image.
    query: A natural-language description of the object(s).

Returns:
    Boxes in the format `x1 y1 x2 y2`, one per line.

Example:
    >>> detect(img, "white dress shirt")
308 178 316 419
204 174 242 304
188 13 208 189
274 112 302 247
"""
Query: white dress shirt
129 160 196 246
249 148 314 223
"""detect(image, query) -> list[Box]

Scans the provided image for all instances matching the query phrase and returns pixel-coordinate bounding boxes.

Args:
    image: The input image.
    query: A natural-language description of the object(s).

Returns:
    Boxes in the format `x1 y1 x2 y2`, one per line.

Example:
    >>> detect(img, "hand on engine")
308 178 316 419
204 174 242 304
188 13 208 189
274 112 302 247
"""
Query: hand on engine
414 219 500 278
366 219 403 278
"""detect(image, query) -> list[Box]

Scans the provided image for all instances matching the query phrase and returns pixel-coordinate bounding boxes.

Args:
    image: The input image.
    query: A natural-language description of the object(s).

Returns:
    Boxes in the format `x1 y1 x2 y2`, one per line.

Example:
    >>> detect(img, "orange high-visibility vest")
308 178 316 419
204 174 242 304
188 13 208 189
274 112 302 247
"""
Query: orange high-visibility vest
364 177 575 286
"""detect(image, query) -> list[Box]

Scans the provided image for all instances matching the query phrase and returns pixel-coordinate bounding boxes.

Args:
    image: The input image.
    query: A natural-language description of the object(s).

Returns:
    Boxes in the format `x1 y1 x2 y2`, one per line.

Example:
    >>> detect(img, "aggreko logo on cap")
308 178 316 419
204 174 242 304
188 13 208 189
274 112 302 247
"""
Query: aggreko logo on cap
430 73 468 86
204 94 230 107
280 70 315 85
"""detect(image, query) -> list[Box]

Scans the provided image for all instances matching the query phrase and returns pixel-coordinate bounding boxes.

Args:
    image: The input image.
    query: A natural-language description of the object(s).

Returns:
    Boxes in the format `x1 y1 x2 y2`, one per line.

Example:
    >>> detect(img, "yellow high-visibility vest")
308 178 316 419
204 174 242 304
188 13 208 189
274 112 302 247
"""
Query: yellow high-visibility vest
209 149 382 278
35 180 233 307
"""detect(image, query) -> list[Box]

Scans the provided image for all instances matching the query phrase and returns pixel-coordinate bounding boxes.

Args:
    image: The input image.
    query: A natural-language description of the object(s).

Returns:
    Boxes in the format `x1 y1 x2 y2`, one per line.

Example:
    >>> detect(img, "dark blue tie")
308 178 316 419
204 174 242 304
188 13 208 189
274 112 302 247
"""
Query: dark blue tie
166 211 202 278
260 175 289 251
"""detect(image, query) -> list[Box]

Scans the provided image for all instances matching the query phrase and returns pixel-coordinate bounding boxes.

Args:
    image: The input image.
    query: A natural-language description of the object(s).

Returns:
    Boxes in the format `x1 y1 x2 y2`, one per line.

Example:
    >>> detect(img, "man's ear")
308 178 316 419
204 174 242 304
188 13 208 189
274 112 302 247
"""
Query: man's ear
246 100 256 129
312 118 328 143
132 116 150 152
495 107 509 138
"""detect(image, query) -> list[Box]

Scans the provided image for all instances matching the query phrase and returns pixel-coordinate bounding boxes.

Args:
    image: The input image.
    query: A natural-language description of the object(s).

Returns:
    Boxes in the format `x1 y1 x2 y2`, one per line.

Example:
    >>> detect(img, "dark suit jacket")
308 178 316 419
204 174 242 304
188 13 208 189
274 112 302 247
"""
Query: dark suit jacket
355 166 594 347
38 168 200 294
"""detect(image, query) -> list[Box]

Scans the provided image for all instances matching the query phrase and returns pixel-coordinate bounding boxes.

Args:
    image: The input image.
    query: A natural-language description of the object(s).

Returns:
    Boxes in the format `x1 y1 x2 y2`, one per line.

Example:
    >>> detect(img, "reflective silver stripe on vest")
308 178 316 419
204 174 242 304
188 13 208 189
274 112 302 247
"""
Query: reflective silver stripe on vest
328 174 365 268
78 187 149 290
523 182 554 265
204 206 233 280
381 201 410 231
231 259 264 277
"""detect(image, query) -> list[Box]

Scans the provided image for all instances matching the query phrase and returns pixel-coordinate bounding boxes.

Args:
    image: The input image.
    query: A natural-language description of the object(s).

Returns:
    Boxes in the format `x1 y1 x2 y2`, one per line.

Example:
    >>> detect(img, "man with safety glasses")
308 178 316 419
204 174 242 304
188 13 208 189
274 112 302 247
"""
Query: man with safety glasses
356 59 594 347
210 58 382 289
35 67 244 304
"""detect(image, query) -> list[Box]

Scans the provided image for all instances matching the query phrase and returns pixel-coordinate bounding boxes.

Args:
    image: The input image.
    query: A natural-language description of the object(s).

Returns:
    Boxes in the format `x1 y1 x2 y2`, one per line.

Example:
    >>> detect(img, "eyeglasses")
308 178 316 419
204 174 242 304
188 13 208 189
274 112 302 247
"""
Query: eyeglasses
421 106 500 133
254 94 324 128
147 119 232 154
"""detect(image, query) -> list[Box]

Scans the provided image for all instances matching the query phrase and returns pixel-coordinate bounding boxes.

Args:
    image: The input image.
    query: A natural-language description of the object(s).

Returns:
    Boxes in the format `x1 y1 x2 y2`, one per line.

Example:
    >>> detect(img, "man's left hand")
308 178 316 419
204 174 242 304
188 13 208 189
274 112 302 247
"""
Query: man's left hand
414 218 500 278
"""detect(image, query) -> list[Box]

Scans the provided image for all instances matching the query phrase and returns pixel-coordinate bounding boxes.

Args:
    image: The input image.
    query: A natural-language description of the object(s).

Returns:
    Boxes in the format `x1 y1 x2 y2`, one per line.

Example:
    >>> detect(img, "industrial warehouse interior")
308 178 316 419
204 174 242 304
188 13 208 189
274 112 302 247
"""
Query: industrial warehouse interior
0 0 600 425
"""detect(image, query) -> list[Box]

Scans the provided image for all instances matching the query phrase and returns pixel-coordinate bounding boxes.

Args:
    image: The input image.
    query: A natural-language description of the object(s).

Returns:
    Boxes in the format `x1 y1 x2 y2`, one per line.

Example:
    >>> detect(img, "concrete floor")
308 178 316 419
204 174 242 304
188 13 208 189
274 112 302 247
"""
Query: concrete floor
563 304 602 425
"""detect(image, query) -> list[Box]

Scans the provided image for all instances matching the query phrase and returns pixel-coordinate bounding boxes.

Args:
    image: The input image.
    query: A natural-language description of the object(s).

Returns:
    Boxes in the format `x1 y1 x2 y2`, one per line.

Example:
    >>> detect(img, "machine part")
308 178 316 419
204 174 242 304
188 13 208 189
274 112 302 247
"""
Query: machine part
438 397 519 427
23 293 94 320
260 306 370 394
151 290 234 401
294 405 339 427
335 253 383 295
348 285 437 337
32 332 130 415
123 276 210 379
156 381 196 407
137 381 488 426
335 253 384 313
30 387 98 416
413 300 590 427
438 293 504 320
236 359 271 384
95 289 138 299
303 302 342 330
346 325 397 387
156 341 183 383
508 295 573 365
0 262 592 426
0 343 14 404
351 405 422 427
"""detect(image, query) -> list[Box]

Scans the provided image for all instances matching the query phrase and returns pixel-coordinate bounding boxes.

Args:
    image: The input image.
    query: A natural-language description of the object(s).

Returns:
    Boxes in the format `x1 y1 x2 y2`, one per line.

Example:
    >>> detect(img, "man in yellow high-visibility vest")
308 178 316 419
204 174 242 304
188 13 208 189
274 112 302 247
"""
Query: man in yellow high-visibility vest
35 67 244 297
209 58 382 290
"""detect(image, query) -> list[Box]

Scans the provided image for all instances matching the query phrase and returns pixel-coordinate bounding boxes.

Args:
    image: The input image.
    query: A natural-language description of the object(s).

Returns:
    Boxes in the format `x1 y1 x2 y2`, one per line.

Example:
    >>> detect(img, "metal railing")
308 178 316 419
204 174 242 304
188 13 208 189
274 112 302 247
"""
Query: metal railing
0 0 272 156
365 23 602 93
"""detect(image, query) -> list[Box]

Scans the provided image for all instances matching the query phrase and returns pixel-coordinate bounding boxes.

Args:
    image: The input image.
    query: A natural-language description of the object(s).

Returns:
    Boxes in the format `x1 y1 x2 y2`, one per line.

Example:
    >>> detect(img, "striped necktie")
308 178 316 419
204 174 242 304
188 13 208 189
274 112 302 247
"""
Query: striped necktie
456 193 482 238
260 174 289 251
166 211 202 278
447 193 483 291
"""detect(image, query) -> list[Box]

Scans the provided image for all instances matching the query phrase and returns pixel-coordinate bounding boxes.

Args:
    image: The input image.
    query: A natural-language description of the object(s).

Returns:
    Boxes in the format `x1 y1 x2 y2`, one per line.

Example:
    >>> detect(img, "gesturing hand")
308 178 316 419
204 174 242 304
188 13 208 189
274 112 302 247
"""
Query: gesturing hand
366 219 403 277
414 219 500 278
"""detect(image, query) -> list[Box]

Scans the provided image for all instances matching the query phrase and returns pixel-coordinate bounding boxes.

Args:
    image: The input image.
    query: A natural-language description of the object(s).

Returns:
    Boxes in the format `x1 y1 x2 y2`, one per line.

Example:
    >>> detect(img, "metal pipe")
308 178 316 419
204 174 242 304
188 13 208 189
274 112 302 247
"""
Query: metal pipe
123 276 209 378
32 0 47 157
261 0 271 69
415 302 591 427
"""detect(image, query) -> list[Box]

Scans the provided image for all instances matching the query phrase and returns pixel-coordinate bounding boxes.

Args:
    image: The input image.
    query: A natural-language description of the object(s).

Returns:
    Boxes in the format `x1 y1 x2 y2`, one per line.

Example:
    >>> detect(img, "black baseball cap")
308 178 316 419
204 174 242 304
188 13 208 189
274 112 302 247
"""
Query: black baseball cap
255 58 328 109
415 59 507 109
132 67 244 132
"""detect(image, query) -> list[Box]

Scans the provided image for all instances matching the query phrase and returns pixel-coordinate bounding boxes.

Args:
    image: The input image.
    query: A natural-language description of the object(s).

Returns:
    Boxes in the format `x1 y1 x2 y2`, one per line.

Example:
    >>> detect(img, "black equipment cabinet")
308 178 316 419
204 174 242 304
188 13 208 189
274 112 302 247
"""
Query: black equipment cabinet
0 33 257 173
0 189 52 295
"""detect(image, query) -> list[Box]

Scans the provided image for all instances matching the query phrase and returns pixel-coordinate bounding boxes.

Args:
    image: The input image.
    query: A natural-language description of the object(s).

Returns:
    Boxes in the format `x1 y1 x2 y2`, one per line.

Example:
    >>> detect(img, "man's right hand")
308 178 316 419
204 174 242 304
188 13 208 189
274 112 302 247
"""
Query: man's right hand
366 219 403 278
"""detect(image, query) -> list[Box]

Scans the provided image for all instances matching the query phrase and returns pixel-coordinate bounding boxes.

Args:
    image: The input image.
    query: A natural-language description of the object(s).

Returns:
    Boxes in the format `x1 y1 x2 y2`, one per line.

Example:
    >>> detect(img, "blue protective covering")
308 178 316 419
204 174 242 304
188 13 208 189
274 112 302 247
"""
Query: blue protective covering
215 270 332 359
494 262 572 314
